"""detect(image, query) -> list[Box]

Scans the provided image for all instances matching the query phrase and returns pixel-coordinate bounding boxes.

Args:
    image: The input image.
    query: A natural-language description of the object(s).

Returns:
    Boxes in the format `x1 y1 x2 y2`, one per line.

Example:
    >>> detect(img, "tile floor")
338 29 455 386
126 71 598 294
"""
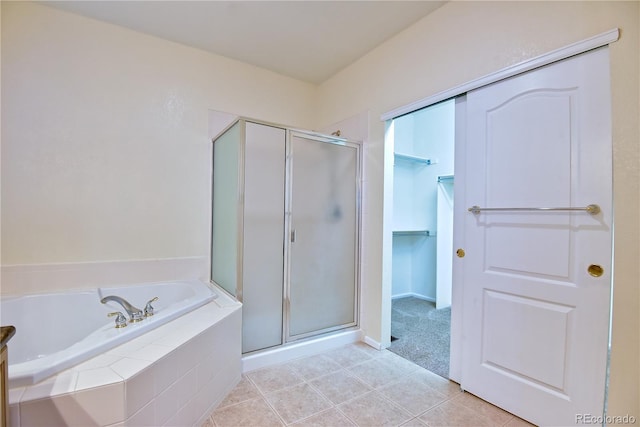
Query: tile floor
202 342 534 427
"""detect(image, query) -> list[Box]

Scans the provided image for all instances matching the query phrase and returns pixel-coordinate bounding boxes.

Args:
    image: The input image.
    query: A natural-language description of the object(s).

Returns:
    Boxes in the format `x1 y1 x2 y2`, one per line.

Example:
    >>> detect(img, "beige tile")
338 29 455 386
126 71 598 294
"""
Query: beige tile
400 418 429 427
152 350 178 396
410 370 461 398
20 382 126 427
206 343 527 427
72 353 122 372
212 398 284 427
76 367 123 390
291 408 356 427
18 395 70 426
125 399 155 427
346 358 410 389
109 357 152 381
247 364 303 394
154 386 178 426
125 365 158 418
217 376 261 408
323 344 374 368
450 392 513 425
201 415 215 427
169 366 199 411
379 351 422 374
378 376 448 416
265 383 333 424
72 382 127 426
418 400 494 427
8 386 24 405
504 415 537 426
128 343 173 362
338 391 413 427
289 354 343 380
9 402 20 427
174 396 200 427
352 342 386 358
21 371 78 401
310 371 372 405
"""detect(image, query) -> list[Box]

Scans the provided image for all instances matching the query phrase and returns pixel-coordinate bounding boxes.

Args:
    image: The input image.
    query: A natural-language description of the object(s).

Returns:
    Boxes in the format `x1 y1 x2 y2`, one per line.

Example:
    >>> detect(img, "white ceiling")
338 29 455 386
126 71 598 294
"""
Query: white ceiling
44 1 446 84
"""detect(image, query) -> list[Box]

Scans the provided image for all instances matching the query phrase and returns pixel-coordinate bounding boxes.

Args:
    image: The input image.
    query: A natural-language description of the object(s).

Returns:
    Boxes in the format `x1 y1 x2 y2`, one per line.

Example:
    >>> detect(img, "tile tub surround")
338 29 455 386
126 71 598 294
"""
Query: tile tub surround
8 296 242 427
205 343 534 427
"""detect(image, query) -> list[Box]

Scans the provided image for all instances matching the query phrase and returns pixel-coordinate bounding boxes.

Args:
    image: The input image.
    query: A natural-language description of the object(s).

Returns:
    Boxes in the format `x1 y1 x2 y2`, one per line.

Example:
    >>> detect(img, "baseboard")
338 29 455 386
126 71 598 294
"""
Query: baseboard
363 335 384 350
0 257 209 296
391 292 436 302
242 329 362 373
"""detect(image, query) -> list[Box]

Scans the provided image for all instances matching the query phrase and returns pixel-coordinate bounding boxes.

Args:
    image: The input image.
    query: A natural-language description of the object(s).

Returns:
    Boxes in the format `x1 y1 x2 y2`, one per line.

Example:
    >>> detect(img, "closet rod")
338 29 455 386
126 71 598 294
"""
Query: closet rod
393 230 430 236
468 204 600 215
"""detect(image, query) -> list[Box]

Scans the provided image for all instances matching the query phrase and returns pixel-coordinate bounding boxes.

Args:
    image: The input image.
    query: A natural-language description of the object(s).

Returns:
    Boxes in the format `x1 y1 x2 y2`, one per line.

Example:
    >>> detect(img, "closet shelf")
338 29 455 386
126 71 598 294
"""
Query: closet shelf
393 230 431 236
394 152 436 165
438 175 454 182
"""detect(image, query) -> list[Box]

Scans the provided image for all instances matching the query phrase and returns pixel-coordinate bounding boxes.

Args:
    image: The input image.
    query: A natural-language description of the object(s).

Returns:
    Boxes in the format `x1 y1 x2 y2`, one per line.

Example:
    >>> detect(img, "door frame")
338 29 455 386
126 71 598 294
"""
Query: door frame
381 26 619 400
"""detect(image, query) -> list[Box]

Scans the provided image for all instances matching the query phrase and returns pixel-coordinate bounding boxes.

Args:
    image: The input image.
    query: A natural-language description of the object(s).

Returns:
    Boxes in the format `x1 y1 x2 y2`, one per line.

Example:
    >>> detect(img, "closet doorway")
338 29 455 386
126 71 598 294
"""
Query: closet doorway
388 99 456 378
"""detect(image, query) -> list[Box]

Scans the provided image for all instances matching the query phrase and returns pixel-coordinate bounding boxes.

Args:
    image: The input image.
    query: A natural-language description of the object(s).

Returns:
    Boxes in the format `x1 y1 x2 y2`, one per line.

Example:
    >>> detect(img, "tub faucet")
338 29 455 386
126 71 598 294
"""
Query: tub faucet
101 295 144 322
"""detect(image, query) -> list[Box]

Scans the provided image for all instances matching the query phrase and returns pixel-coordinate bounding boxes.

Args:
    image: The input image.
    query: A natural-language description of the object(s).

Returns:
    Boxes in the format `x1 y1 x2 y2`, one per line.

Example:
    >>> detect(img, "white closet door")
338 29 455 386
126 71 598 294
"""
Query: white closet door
461 47 612 425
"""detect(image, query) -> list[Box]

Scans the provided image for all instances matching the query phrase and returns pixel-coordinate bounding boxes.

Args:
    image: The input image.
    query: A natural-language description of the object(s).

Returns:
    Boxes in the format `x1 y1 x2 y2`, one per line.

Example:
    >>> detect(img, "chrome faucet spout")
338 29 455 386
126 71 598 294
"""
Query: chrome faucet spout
101 295 144 322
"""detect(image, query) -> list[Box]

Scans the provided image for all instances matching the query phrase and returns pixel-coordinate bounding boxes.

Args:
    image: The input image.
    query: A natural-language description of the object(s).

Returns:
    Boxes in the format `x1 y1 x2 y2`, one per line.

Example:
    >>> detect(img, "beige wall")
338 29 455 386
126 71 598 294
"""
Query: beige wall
1 1 316 265
316 0 639 420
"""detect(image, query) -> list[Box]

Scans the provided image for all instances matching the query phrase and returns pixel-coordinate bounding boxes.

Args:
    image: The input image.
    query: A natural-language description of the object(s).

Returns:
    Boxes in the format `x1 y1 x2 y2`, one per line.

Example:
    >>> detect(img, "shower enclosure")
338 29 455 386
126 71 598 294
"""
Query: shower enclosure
211 119 361 354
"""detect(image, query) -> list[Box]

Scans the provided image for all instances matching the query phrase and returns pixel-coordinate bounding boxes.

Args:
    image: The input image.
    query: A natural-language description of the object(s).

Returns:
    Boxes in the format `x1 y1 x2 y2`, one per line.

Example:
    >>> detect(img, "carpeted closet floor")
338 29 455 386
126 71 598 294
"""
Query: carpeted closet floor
388 297 451 379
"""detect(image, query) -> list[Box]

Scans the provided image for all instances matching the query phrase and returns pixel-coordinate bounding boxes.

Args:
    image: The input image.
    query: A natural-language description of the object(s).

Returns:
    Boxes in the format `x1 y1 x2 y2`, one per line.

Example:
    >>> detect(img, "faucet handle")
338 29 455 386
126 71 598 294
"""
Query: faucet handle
108 312 127 328
144 297 159 317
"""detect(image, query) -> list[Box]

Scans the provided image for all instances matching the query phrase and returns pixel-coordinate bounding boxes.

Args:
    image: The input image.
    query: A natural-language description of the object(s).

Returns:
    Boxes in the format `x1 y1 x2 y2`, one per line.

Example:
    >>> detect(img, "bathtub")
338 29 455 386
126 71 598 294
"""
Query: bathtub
3 279 242 426
1 280 216 387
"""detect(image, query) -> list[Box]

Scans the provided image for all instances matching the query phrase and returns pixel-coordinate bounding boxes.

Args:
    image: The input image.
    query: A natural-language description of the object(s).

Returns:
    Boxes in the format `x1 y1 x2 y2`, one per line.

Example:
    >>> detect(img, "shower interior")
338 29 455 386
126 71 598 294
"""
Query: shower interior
210 118 361 355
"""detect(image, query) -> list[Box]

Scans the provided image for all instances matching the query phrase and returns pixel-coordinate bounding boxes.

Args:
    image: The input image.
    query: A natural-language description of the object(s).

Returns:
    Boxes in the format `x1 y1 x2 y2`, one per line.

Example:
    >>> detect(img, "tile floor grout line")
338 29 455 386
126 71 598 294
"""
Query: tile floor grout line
408 391 470 423
214 373 289 426
206 343 531 427
246 372 292 427
261 369 340 426
419 393 497 427
333 403 360 427
378 389 422 421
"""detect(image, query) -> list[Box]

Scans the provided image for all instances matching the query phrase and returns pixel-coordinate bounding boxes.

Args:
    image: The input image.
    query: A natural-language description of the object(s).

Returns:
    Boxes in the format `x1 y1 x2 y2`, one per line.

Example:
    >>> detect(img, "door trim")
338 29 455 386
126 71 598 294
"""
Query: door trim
380 28 619 121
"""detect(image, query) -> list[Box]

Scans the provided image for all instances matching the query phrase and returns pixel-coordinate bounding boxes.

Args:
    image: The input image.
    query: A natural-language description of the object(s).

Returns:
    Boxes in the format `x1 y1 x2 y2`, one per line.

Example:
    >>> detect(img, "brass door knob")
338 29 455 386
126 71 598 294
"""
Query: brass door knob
588 264 604 277
456 248 465 258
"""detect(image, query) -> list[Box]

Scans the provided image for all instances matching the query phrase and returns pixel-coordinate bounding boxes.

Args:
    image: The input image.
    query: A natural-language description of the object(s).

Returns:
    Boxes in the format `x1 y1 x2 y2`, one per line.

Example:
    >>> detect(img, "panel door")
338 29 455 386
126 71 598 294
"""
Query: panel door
287 133 359 339
461 47 612 426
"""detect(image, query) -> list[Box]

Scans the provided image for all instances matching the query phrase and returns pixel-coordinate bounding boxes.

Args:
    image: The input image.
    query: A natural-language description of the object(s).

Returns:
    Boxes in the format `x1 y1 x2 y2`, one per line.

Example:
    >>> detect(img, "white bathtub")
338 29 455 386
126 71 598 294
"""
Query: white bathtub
1 280 216 387
4 280 242 426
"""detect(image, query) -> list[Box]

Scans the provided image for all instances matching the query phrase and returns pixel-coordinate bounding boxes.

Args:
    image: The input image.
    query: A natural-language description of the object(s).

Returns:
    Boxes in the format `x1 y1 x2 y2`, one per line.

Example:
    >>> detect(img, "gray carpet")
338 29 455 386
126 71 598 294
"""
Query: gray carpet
388 297 451 379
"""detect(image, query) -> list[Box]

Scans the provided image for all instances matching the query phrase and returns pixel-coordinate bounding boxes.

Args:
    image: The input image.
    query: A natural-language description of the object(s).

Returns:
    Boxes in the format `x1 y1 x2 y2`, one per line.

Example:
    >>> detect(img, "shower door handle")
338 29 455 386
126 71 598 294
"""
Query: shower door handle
291 229 297 243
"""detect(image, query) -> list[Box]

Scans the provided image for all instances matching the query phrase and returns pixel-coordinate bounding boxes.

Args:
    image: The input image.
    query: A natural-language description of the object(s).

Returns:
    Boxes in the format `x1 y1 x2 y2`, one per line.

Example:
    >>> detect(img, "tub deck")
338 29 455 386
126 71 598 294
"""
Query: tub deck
7 289 241 427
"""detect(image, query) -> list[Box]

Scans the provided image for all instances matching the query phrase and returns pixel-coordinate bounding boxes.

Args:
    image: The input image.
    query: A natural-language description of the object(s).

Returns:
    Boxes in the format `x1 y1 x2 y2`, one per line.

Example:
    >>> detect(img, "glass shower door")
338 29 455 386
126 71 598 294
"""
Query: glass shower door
287 132 360 339
211 121 241 297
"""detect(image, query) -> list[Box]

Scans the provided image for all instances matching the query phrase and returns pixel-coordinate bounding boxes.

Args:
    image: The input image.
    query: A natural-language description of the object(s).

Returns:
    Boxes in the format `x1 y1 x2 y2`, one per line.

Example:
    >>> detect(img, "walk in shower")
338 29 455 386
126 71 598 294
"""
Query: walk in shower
211 119 361 354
